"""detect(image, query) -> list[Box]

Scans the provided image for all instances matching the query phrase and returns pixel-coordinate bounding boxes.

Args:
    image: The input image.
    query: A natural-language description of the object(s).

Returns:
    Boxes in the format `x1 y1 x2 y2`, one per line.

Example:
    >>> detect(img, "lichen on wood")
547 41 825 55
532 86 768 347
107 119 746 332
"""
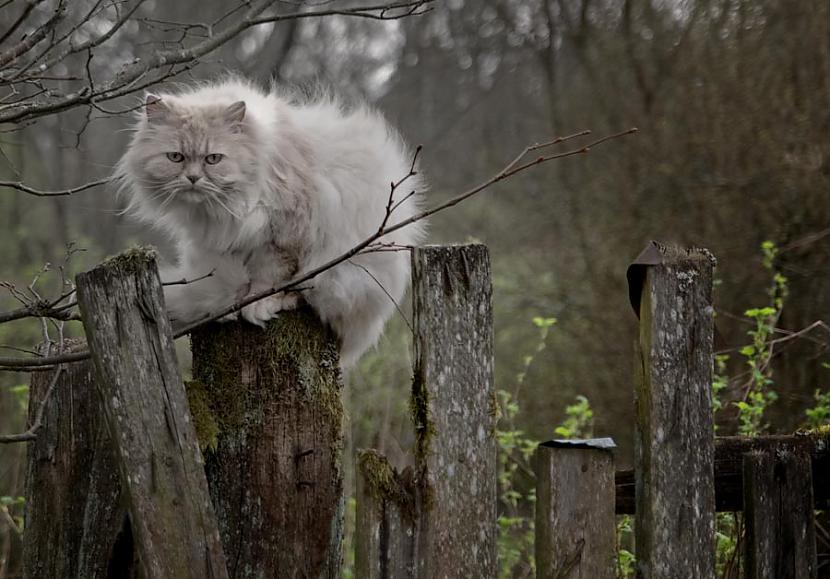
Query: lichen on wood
410 243 497 577
75 251 228 579
184 380 221 451
191 306 344 578
633 242 716 578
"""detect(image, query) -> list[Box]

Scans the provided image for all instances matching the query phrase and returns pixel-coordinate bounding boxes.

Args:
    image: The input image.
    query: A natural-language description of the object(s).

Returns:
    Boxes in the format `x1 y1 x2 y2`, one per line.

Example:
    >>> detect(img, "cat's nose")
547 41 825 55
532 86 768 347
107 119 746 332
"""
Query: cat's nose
186 174 200 184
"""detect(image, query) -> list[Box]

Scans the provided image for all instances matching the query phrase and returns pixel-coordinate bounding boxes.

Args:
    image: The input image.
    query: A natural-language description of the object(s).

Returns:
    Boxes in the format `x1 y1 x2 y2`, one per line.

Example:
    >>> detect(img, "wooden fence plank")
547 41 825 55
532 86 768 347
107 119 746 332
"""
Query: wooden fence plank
632 242 716 578
743 445 817 579
23 339 135 578
535 440 616 579
615 433 830 514
190 307 344 578
76 248 227 579
410 243 497 578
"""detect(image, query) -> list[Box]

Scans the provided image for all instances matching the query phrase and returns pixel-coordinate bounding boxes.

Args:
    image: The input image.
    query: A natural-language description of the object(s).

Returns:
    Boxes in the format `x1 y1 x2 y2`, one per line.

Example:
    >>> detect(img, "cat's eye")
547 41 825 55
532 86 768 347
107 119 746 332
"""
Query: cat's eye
166 152 184 163
205 153 224 165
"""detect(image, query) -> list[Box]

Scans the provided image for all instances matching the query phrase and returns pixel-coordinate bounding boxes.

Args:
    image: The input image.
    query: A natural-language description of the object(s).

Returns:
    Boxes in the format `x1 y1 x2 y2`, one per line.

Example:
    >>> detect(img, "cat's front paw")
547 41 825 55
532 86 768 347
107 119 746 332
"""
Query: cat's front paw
218 311 240 323
240 293 299 327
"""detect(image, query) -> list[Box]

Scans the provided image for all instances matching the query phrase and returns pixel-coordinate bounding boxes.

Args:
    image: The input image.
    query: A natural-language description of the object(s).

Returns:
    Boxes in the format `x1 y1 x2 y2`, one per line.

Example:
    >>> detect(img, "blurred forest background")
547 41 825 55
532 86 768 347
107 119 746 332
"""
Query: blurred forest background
1 0 829 575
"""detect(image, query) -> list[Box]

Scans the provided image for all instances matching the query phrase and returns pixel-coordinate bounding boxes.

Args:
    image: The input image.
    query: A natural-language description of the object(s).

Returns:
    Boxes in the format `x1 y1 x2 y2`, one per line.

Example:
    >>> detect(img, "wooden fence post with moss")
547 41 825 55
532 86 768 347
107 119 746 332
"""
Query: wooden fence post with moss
355 243 497 577
627 241 717 578
22 340 133 578
355 449 417 578
75 249 228 579
411 244 497 577
189 307 344 578
535 438 617 579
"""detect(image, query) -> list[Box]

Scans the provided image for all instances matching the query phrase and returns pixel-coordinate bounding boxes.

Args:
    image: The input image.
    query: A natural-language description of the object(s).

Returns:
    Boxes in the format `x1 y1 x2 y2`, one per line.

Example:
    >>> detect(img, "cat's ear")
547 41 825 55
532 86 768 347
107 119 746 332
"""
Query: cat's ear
144 94 170 122
224 101 246 127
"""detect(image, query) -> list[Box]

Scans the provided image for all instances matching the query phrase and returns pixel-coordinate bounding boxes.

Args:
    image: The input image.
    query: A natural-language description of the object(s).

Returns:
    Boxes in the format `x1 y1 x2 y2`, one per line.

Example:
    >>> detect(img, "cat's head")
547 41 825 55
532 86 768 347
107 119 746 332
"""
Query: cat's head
118 94 261 223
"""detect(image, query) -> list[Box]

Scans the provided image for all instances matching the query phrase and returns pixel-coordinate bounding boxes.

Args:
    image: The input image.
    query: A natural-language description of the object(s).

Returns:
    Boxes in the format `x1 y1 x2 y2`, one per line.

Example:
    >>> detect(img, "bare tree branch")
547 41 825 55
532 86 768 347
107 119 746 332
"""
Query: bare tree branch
0 177 109 197
0 127 637 370
0 365 63 443
0 0 47 47
0 0 435 125
0 4 64 69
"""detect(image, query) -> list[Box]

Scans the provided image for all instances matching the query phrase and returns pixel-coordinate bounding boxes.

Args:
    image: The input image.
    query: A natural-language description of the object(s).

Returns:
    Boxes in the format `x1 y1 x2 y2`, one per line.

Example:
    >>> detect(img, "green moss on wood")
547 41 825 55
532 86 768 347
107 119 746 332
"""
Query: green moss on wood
358 449 398 502
409 364 436 511
188 306 343 448
410 364 434 466
101 246 158 274
357 449 417 523
184 380 220 451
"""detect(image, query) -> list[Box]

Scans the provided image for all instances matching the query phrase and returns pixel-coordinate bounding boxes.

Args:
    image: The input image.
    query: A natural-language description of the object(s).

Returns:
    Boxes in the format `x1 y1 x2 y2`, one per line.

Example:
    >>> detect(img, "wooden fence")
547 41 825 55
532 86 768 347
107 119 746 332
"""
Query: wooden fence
19 242 828 578
536 241 827 579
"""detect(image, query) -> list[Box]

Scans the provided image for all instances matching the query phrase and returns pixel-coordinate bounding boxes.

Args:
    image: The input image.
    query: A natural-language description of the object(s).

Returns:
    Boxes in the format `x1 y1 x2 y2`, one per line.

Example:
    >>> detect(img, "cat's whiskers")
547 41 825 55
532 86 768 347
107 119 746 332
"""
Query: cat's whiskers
156 188 179 212
206 189 241 220
199 180 242 220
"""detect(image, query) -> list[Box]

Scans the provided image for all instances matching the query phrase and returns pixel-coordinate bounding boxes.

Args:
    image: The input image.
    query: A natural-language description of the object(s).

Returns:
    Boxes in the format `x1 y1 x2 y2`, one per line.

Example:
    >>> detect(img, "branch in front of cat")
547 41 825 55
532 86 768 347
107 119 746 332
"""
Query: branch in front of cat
348 260 413 333
161 269 216 287
171 128 639 337
378 144 421 235
0 127 637 371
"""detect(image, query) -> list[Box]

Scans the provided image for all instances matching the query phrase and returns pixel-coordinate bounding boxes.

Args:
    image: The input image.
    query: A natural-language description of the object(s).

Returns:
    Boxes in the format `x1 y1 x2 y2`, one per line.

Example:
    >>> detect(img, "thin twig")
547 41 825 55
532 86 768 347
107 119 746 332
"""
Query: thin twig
0 177 109 197
0 364 63 443
0 128 637 369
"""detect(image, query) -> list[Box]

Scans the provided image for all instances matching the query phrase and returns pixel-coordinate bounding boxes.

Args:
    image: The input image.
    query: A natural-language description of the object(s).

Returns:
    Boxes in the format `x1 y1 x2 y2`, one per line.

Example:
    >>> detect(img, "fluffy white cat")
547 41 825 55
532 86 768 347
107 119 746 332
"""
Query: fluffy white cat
115 79 426 367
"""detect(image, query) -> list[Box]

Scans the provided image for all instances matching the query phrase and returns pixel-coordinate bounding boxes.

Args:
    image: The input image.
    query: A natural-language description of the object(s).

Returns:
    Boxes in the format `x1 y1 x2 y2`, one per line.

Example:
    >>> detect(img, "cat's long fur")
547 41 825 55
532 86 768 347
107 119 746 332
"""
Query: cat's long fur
115 79 426 367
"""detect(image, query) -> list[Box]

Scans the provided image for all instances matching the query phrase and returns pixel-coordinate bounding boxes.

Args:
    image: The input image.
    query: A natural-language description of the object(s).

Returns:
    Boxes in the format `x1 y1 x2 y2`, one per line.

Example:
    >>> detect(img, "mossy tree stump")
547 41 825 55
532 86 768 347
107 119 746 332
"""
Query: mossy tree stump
189 307 344 579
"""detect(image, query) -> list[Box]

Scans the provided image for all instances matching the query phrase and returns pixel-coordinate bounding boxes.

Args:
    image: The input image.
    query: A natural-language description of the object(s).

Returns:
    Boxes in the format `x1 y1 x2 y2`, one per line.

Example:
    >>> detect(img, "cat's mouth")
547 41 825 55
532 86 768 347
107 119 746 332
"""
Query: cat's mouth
176 188 203 203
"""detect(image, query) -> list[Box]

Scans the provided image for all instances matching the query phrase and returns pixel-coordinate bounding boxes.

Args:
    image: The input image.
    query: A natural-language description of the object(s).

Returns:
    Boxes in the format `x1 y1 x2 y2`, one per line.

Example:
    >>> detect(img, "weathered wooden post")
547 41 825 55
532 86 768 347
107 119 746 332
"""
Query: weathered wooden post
412 243 497 577
76 248 228 579
628 242 716 578
355 243 497 578
22 340 132 578
535 439 617 579
743 445 817 579
189 307 344 578
355 450 416 578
